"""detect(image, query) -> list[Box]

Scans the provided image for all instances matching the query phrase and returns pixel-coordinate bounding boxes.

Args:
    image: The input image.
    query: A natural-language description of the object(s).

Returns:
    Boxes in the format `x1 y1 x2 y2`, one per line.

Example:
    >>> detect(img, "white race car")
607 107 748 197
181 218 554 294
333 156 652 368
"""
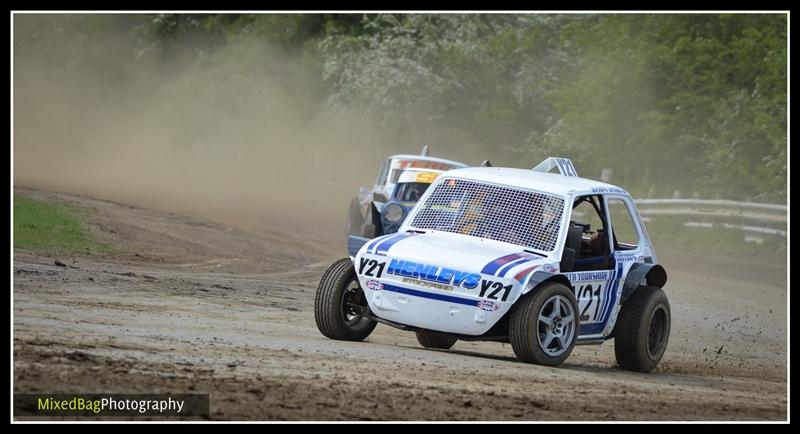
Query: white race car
318 157 670 372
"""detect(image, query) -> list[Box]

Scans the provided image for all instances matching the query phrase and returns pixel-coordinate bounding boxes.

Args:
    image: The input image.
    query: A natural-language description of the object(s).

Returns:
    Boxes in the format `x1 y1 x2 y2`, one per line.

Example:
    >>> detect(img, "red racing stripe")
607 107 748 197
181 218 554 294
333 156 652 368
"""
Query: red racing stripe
514 265 539 283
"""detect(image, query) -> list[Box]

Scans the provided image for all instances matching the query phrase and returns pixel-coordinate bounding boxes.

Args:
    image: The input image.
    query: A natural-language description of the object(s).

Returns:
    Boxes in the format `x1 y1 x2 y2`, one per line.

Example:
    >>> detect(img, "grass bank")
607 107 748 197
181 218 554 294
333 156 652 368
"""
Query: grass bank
13 195 112 254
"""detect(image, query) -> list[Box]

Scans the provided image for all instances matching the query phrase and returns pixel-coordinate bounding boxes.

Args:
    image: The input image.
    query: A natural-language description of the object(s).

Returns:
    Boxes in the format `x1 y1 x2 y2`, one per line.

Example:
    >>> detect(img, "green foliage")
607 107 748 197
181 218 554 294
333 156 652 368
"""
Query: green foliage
317 13 786 201
13 196 112 253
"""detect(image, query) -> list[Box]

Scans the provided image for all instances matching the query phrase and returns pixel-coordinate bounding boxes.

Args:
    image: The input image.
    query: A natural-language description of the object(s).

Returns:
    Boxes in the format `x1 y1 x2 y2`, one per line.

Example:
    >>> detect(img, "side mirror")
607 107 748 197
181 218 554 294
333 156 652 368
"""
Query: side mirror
560 247 576 272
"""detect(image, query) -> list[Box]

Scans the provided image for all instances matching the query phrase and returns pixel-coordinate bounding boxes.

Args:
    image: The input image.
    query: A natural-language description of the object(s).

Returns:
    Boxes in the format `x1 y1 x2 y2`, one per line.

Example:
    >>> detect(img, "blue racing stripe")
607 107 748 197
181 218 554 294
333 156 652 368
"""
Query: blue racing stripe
481 253 522 275
374 232 416 255
370 233 405 254
496 257 533 278
380 283 479 307
600 263 624 324
365 235 388 254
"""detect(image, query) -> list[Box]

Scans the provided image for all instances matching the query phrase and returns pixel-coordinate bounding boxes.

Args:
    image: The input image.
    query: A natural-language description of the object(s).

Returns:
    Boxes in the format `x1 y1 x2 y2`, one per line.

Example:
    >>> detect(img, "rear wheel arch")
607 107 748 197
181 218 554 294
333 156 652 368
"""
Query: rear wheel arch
645 264 667 288
620 263 667 305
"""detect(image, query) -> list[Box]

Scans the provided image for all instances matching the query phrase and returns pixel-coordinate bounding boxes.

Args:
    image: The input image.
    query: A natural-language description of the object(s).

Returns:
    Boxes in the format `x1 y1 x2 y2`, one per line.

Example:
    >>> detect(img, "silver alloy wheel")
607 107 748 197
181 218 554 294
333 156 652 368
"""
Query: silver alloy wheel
537 294 576 357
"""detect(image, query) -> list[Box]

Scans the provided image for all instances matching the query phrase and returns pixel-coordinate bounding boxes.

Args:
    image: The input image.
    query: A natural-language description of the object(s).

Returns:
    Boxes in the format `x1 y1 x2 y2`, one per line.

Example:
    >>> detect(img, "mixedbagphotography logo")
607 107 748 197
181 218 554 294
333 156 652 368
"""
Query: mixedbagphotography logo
13 394 210 418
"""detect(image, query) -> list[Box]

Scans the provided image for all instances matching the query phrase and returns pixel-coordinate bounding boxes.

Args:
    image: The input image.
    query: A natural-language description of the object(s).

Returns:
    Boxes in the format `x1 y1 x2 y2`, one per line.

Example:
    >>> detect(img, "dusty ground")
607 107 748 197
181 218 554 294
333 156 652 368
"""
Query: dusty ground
13 187 788 421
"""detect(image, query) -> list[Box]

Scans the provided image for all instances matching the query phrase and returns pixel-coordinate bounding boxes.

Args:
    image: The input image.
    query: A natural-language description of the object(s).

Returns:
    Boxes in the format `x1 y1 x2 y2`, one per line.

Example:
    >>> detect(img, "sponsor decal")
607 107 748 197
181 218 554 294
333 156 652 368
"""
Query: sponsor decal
414 172 439 183
564 270 613 283
386 259 480 289
365 279 383 291
542 263 558 273
590 186 628 194
476 300 500 312
400 277 453 292
614 251 639 262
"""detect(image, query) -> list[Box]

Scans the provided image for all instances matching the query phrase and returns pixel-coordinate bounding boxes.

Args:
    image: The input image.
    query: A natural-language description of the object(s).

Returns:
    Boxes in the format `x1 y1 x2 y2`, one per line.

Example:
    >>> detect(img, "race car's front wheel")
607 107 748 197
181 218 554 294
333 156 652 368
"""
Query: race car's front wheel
314 258 377 341
614 286 671 373
509 281 579 366
415 330 458 350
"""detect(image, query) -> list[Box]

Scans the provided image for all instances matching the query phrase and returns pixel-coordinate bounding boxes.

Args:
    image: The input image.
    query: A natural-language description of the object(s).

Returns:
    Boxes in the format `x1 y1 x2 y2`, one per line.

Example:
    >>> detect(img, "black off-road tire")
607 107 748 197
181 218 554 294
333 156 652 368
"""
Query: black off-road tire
614 285 671 373
415 330 458 350
509 281 580 366
314 258 377 341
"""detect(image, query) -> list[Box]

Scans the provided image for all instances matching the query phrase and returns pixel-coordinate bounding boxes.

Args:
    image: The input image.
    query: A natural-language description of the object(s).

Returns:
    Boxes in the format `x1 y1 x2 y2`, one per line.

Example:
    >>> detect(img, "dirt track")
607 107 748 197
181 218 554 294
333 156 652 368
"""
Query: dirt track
12 188 788 421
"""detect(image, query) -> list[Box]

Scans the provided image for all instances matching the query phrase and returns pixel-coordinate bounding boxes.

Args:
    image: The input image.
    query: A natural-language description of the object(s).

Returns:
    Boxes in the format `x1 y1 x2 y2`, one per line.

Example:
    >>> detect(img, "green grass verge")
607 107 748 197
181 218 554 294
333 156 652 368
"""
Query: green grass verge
13 195 113 254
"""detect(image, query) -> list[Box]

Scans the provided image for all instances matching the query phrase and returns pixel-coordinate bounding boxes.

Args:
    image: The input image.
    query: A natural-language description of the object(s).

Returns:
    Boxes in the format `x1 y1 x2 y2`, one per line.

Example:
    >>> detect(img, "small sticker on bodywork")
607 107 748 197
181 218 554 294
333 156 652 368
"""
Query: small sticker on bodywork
476 300 500 312
542 263 558 273
365 279 383 291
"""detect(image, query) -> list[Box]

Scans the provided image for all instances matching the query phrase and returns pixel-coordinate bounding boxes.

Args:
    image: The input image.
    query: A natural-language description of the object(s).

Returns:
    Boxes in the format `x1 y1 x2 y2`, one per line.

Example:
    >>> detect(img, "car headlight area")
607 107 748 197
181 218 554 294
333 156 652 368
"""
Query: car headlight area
383 203 405 223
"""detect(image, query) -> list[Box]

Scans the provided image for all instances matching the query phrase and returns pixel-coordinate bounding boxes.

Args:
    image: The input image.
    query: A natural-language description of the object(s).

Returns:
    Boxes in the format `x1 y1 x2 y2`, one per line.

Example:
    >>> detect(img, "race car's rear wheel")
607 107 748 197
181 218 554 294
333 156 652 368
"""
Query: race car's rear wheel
614 285 671 373
509 281 579 366
415 330 458 350
346 198 364 237
314 258 377 341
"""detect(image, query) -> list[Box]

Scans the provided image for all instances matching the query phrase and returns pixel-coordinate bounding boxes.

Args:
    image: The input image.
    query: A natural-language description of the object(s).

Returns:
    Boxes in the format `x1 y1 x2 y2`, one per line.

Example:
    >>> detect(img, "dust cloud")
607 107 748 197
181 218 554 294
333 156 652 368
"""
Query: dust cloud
12 14 482 240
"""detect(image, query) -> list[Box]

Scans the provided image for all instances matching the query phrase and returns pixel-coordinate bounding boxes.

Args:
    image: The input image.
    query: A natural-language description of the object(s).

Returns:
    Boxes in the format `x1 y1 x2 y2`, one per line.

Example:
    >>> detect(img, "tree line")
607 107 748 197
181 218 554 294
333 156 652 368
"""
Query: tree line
16 13 787 202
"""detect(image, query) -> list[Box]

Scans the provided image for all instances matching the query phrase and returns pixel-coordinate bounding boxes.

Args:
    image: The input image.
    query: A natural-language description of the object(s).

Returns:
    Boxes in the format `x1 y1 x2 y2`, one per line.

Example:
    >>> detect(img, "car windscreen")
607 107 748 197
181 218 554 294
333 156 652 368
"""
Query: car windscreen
394 182 431 202
408 178 565 252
